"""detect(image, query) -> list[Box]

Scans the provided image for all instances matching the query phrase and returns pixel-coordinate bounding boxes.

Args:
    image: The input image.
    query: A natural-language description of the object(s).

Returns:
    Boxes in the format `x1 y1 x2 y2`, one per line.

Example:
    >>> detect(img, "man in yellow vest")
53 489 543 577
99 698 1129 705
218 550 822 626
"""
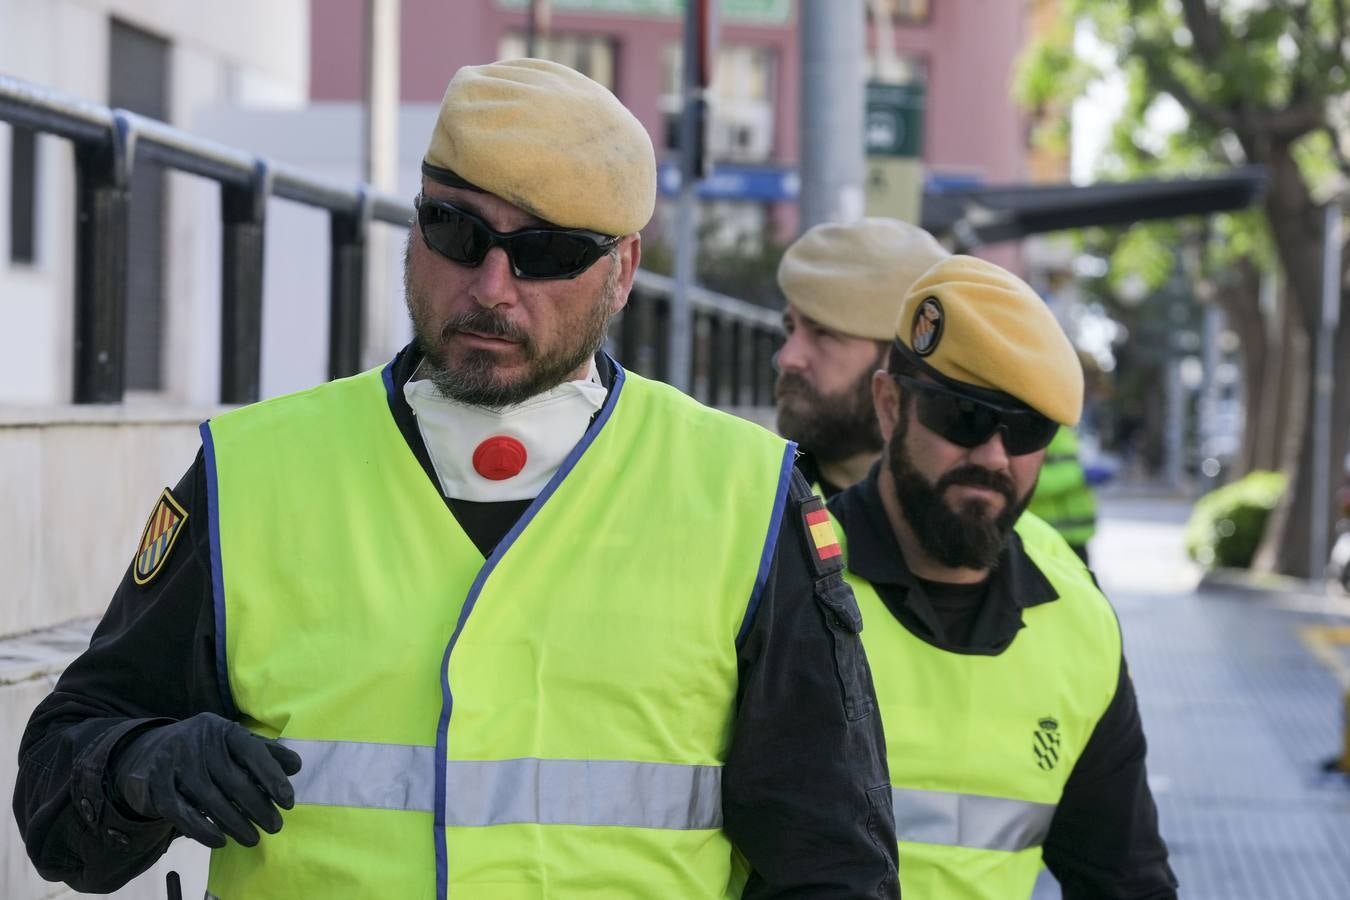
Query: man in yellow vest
1027 425 1099 565
15 60 898 899
775 219 948 498
829 255 1176 898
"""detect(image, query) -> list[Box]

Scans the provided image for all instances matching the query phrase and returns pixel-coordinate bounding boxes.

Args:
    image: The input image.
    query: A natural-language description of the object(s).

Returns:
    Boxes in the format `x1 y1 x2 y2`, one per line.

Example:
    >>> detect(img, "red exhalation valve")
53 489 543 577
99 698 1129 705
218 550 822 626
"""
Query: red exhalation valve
472 435 528 480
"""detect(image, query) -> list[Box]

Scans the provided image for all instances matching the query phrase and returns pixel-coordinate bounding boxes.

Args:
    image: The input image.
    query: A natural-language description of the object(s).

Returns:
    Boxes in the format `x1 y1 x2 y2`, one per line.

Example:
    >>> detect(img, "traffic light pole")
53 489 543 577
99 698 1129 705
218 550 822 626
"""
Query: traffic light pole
669 0 714 394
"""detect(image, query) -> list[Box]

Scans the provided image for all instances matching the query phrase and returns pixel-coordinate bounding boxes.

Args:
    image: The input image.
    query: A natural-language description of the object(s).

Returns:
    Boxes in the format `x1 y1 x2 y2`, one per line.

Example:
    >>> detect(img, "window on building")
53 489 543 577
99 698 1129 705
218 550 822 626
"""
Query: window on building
8 126 37 264
866 51 928 85
661 43 777 164
660 46 683 151
498 32 616 90
110 18 170 392
868 0 932 25
651 196 767 258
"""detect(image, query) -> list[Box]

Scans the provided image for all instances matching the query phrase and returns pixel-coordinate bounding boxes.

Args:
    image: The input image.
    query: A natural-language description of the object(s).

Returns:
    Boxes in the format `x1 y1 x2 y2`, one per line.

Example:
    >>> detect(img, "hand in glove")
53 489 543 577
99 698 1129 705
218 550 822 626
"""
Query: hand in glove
108 712 302 849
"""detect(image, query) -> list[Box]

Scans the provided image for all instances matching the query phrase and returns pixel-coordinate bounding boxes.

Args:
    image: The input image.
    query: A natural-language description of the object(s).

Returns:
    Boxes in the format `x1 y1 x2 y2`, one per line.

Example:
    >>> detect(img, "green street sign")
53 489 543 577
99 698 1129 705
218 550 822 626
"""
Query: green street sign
495 0 792 25
865 81 925 158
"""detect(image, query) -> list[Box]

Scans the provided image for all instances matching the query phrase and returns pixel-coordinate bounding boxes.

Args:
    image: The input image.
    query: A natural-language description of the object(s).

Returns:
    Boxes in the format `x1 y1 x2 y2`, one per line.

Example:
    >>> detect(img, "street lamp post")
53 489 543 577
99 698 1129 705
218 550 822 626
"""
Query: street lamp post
363 0 400 370
526 0 551 58
1310 199 1344 582
799 0 865 230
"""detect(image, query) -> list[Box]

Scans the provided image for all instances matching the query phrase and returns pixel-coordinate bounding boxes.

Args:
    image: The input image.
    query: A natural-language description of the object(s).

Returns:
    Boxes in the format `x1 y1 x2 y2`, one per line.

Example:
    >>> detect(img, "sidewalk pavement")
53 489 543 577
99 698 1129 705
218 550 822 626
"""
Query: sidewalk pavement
1033 494 1350 899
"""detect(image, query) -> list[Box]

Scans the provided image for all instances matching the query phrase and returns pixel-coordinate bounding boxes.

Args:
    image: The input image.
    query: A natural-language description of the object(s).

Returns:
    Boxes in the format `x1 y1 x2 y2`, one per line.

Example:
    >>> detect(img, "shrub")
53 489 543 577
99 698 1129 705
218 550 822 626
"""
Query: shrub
1184 470 1287 570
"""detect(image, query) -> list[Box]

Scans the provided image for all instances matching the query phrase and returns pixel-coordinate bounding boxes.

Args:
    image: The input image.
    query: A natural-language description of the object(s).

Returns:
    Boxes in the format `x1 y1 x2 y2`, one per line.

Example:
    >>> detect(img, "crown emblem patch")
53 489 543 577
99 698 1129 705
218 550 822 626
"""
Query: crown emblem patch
1033 717 1061 771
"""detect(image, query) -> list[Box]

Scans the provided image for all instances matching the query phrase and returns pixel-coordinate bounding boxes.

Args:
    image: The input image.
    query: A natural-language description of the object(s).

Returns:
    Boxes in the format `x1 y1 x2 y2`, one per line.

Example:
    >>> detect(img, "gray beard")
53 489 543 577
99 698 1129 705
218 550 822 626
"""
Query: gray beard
405 238 617 407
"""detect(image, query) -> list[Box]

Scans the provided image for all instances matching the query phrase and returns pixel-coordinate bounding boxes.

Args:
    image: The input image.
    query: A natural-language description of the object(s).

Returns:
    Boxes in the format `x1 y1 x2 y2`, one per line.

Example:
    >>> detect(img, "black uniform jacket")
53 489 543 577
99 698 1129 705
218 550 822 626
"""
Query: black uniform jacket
830 469 1179 900
14 347 899 899
794 452 844 500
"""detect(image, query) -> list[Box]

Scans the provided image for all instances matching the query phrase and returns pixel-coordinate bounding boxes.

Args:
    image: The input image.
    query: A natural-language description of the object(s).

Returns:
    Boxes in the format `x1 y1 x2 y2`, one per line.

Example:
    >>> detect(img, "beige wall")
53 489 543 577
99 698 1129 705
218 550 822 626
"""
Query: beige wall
0 413 208 636
1 4 297 893
1 414 213 898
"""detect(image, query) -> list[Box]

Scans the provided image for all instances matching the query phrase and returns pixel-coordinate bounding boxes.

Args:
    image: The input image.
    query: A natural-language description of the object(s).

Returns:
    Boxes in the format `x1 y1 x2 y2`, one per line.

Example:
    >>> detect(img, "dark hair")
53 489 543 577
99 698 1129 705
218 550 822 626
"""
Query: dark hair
886 341 924 380
885 341 922 414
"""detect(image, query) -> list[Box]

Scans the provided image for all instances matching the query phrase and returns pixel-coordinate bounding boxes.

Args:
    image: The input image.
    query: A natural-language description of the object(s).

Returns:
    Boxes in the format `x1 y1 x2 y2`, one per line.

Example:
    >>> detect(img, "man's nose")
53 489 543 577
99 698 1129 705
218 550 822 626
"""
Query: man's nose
774 330 811 374
470 246 520 308
967 428 1011 470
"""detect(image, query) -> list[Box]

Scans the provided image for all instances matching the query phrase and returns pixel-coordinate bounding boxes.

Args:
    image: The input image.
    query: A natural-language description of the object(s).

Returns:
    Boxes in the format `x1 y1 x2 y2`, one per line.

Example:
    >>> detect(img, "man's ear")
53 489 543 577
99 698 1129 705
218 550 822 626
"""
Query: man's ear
610 234 641 315
873 370 902 442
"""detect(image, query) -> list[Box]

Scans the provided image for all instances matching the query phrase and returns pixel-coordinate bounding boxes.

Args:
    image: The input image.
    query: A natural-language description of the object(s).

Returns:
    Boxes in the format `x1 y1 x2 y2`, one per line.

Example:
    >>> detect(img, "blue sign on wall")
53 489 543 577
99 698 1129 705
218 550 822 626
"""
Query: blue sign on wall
495 0 792 25
924 171 984 193
658 162 800 201
656 163 982 203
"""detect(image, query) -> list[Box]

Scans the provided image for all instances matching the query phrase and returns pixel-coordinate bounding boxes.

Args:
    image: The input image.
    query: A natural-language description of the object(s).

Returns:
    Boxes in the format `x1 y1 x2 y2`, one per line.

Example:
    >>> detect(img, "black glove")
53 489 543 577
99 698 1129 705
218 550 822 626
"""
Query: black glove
108 712 302 849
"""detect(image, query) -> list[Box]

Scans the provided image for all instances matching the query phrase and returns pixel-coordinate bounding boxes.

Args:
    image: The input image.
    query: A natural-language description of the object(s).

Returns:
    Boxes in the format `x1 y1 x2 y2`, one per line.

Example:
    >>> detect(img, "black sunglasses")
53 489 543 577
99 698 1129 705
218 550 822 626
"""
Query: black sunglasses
894 375 1058 456
414 194 620 280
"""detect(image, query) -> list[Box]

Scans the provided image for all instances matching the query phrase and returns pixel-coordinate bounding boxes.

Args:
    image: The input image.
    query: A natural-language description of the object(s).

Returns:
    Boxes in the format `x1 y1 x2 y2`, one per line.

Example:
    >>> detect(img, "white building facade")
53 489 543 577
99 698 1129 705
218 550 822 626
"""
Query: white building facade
0 0 310 406
1 5 309 897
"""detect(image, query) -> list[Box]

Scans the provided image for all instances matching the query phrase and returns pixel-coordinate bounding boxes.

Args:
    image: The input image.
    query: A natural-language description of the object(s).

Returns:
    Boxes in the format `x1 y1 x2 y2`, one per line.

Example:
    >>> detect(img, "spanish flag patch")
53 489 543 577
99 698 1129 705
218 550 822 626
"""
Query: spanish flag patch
132 488 188 587
800 495 843 576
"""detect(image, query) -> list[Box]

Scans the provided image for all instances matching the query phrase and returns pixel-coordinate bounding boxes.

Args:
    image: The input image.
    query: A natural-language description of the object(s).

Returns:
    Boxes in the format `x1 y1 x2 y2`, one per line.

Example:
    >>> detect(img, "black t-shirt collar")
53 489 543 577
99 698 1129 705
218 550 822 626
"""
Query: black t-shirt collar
793 451 844 500
827 464 1059 653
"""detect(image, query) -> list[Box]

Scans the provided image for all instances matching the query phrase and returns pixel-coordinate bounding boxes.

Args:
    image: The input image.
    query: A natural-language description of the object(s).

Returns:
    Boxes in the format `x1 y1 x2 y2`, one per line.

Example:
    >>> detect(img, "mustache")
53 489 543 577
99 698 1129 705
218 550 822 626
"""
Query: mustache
440 308 531 346
936 465 1017 503
775 372 818 401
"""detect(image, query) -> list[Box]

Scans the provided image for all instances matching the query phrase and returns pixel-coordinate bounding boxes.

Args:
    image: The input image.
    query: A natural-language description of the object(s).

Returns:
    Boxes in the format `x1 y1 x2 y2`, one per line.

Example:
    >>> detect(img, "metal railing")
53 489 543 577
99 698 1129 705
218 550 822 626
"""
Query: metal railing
0 74 782 407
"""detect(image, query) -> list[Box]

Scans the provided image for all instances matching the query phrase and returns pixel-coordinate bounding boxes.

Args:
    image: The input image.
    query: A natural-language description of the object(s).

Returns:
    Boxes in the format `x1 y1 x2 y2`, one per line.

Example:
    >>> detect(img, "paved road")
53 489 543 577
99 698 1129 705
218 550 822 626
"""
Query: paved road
1032 494 1350 899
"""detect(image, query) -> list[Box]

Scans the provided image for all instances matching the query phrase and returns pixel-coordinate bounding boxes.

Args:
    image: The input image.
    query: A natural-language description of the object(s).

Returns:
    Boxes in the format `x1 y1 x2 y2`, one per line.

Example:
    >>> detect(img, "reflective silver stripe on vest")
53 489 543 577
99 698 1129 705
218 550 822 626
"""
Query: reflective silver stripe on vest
279 739 722 829
892 786 1056 852
282 738 436 811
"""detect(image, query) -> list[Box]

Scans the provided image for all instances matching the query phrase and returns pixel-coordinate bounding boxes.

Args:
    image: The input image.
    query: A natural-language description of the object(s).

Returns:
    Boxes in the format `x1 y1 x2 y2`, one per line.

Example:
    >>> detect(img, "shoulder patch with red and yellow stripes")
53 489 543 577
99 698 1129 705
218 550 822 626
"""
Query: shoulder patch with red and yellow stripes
800 495 843 577
132 488 189 587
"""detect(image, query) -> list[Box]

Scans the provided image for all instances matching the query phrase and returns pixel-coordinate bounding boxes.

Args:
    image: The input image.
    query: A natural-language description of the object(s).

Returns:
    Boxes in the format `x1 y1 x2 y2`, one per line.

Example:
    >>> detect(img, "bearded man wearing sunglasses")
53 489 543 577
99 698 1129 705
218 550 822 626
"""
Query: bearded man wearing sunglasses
827 255 1177 899
15 60 898 899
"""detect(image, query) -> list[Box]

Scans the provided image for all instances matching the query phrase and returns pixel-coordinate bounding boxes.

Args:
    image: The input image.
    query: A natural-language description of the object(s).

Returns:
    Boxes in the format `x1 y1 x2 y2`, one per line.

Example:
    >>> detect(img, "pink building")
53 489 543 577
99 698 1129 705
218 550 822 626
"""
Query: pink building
311 0 1032 250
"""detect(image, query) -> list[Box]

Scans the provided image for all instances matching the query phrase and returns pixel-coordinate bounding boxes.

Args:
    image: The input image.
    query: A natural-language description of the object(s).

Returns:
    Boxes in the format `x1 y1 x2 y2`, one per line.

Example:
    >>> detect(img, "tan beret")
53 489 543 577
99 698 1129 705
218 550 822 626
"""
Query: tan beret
897 255 1083 426
424 58 656 235
777 219 949 340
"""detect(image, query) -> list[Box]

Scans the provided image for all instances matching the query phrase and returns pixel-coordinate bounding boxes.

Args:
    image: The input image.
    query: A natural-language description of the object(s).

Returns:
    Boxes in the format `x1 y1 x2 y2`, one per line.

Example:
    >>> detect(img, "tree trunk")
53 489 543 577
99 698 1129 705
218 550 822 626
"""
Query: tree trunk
1255 312 1350 577
1239 145 1348 576
1216 259 1267 478
1249 281 1292 472
1266 294 1306 471
1251 304 1310 574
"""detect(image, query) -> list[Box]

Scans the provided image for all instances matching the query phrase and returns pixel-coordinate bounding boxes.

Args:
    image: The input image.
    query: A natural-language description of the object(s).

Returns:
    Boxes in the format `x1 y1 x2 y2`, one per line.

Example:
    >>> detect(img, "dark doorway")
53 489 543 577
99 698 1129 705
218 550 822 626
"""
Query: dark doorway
8 126 38 264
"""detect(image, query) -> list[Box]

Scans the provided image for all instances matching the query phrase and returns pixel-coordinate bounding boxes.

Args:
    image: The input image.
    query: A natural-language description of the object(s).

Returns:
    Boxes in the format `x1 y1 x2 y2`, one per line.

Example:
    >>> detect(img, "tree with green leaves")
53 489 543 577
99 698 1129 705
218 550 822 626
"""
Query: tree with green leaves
1018 0 1348 577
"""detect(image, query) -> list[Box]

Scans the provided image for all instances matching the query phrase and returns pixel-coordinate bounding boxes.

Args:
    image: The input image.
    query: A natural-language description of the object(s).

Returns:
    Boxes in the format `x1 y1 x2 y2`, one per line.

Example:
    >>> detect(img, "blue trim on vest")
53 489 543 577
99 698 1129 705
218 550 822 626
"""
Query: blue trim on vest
433 357 628 900
198 421 240 720
381 356 396 404
736 441 797 648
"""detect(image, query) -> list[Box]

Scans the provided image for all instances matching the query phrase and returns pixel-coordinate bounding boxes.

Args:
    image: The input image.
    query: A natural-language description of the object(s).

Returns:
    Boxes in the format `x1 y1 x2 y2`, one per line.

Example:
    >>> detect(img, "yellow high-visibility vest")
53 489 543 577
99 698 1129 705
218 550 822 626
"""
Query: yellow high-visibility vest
838 511 1120 899
201 362 793 899
1027 427 1097 547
